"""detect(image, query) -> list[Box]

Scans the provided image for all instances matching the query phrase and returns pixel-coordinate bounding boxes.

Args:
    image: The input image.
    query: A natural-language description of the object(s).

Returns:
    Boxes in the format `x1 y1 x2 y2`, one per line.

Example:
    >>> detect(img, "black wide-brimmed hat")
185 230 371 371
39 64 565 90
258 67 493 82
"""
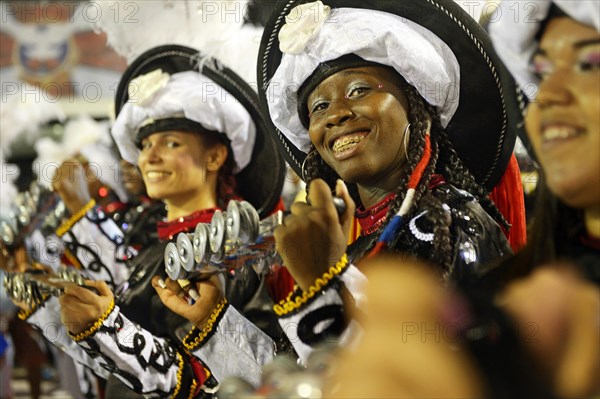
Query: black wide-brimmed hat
113 45 285 217
258 0 526 192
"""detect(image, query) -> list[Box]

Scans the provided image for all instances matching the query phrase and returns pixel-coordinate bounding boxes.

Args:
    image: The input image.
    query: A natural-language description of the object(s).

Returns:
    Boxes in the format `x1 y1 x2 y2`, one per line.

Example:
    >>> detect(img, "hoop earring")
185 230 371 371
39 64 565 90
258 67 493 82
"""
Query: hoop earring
402 123 411 161
301 149 319 182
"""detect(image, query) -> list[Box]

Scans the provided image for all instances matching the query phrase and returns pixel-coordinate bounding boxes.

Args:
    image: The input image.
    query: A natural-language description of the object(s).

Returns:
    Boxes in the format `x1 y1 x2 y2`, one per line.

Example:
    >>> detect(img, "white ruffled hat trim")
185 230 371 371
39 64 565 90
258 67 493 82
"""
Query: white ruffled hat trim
266 6 460 154
112 70 256 173
489 0 600 100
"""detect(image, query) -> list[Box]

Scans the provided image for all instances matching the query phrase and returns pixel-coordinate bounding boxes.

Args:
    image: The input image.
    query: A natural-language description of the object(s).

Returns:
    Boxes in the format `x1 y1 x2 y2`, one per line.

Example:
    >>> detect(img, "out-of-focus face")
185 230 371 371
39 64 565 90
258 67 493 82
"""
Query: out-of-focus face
119 159 146 196
137 131 216 203
526 17 600 210
306 66 411 188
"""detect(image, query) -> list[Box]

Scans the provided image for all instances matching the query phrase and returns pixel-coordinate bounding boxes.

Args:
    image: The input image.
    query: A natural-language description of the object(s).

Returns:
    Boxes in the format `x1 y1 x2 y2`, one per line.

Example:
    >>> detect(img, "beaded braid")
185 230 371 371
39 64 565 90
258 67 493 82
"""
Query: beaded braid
385 85 456 274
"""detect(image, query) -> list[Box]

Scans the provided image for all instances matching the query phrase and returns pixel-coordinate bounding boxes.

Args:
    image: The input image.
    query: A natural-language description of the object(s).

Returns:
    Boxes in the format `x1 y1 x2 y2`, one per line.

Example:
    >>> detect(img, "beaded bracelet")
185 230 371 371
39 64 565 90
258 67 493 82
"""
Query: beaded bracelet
273 253 349 317
16 293 50 320
17 306 36 321
171 351 185 399
68 298 115 342
57 199 96 237
182 298 228 351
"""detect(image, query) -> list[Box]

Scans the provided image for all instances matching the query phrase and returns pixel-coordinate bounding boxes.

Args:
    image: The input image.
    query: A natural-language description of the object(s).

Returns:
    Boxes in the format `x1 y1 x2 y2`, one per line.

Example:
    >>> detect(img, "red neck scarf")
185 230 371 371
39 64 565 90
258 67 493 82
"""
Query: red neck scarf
157 208 219 241
355 174 446 236
356 193 397 236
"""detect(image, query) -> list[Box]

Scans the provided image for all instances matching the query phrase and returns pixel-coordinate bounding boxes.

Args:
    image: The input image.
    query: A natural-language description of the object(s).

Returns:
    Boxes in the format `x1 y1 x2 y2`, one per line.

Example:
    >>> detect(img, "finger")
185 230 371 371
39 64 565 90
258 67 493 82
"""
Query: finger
335 179 356 237
196 275 223 298
164 277 185 295
63 283 102 304
307 179 337 221
283 213 296 227
289 201 310 215
153 281 180 303
59 294 91 314
177 279 201 301
151 276 167 290
84 280 113 297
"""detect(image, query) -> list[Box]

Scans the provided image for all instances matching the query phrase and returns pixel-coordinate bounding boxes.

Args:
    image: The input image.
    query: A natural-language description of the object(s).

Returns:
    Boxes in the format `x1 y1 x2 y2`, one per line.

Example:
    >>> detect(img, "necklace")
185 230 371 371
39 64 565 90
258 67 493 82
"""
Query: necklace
356 194 396 236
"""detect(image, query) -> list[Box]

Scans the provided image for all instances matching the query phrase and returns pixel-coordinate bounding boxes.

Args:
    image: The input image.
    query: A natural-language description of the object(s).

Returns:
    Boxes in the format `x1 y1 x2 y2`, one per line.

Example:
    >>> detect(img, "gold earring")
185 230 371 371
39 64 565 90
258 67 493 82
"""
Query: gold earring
402 123 411 161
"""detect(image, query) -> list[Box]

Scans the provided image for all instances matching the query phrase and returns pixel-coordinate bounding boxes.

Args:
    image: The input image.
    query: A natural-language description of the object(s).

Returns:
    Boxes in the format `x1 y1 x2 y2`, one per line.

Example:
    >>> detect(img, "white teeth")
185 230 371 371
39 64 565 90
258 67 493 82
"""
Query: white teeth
543 126 581 141
147 171 170 179
332 134 367 153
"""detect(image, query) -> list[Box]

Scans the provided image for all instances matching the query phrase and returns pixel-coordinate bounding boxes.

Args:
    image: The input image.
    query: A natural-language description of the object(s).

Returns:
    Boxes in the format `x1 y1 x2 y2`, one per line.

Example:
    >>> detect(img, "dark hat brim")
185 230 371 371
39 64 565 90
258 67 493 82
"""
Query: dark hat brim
258 0 526 192
116 45 285 217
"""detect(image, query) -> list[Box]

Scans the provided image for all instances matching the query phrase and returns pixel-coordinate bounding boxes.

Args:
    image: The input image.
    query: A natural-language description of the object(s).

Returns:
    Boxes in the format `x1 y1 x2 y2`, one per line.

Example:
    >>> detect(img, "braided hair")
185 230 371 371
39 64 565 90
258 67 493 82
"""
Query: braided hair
303 79 507 275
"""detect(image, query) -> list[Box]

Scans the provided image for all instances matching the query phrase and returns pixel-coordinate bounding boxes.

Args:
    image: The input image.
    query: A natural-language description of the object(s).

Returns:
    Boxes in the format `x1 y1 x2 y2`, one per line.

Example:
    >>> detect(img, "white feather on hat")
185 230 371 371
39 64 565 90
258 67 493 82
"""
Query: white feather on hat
91 0 262 84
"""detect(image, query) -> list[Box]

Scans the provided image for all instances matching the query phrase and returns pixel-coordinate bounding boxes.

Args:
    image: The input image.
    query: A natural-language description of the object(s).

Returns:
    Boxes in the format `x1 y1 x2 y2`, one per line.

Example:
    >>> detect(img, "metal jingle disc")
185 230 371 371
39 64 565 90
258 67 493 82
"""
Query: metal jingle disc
17 205 31 227
24 282 34 304
0 220 15 246
226 201 241 244
237 205 253 245
57 266 68 280
73 270 86 286
13 277 25 302
210 241 225 263
193 223 211 264
240 201 260 243
164 242 186 280
209 210 225 254
30 185 41 204
176 233 195 272
32 284 43 305
24 192 36 214
63 268 76 283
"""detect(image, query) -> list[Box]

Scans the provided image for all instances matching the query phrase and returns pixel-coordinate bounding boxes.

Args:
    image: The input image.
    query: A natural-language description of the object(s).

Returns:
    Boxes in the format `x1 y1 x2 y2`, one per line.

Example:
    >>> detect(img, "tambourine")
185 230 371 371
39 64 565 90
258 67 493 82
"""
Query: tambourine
1 182 63 249
164 198 346 281
3 265 99 307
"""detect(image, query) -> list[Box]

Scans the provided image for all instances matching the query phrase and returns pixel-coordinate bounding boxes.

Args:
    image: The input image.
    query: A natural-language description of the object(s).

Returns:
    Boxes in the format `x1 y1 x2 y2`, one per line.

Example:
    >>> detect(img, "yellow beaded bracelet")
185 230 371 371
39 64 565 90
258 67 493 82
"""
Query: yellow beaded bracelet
69 298 115 342
57 199 96 237
186 379 198 399
17 307 36 321
171 351 185 399
182 298 228 351
17 293 50 320
273 253 349 317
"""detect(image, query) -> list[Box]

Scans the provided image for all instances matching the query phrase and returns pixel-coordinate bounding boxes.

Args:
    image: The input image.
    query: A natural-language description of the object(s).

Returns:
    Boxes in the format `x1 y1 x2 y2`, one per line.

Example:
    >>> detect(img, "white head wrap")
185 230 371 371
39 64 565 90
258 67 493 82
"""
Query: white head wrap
266 4 460 154
111 70 256 173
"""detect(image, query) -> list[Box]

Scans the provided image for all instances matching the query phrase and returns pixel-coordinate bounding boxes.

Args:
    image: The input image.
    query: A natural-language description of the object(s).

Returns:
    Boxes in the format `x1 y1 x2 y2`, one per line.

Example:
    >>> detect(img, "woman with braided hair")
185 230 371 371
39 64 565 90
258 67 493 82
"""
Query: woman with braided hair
257 0 526 362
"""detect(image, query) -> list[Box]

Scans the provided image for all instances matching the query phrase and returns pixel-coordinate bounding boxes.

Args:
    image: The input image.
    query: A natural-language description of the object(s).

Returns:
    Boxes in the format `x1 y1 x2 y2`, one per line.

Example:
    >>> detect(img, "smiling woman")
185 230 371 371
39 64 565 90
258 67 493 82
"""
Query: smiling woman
526 18 600 212
138 131 228 220
306 67 412 195
16 45 285 399
489 0 600 285
257 0 526 363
